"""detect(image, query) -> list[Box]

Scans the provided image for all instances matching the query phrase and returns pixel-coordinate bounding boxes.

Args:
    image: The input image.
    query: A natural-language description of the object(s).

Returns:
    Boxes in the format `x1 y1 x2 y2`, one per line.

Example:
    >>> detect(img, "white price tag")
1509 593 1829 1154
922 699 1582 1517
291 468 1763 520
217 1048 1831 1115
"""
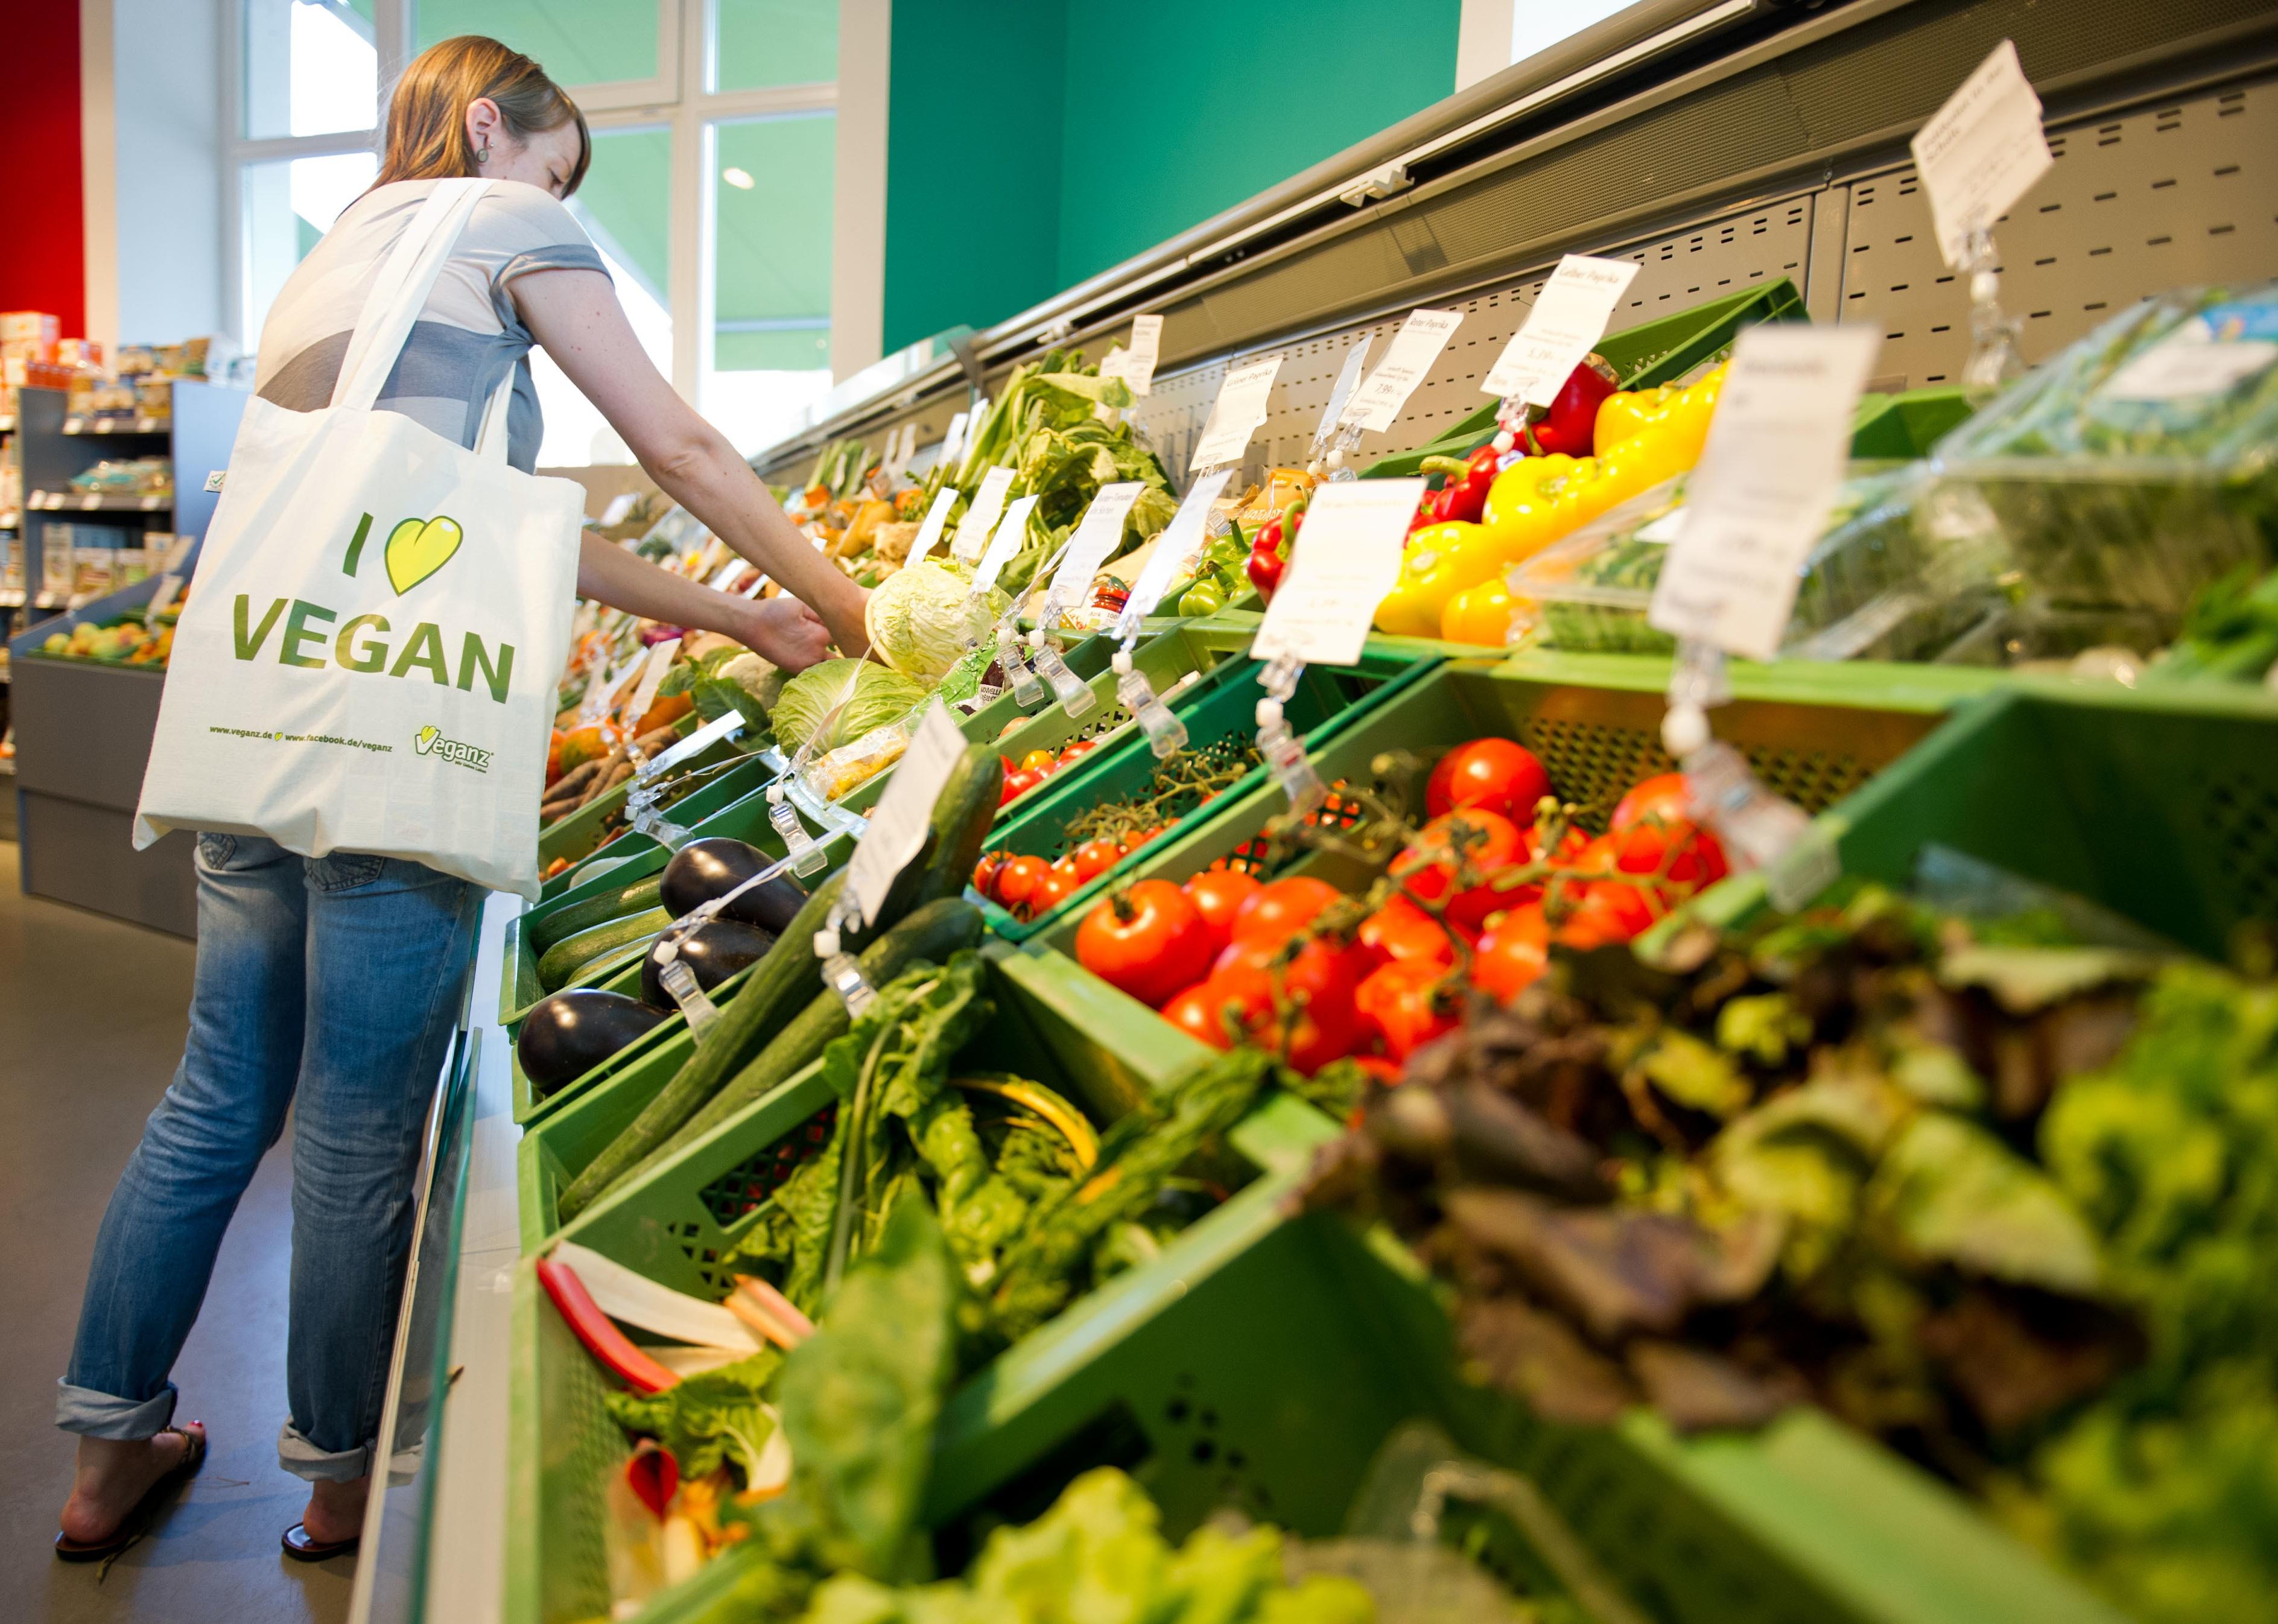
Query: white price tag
1338 308 1463 433
1315 342 1374 443
905 486 959 569
1251 478 1424 667
1118 468 1234 635
1482 256 1639 406
951 465 1016 565
1911 39 2054 267
621 637 682 727
841 700 967 925
885 421 917 477
1648 326 1882 661
589 647 647 720
940 410 971 464
971 495 1041 595
1099 314 1164 396
600 491 638 527
1044 481 1145 606
1188 357 1282 473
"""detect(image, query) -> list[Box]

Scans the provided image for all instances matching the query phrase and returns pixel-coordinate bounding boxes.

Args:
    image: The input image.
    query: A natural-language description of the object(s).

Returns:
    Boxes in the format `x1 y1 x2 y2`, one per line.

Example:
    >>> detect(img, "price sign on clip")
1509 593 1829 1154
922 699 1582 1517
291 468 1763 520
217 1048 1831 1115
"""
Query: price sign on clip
1044 481 1145 605
1339 308 1462 433
940 410 971 464
841 700 968 924
1482 256 1639 406
1188 357 1281 472
1648 325 1881 661
1118 468 1233 635
971 494 1041 595
1911 39 2053 267
1314 342 1374 443
621 638 682 728
905 486 959 569
1099 314 1164 396
952 465 1015 566
1250 478 1423 667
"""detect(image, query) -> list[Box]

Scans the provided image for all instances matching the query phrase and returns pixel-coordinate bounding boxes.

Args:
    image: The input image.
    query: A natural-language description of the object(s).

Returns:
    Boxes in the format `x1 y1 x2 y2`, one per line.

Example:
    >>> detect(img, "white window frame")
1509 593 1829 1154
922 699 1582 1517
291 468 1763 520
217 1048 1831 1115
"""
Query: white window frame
218 0 886 405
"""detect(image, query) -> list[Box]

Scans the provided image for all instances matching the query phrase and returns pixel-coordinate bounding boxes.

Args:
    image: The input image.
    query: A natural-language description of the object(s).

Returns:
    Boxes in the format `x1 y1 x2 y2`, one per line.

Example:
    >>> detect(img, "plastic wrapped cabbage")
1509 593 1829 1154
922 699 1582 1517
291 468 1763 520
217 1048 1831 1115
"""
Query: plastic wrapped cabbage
864 560 1009 684
771 658 927 754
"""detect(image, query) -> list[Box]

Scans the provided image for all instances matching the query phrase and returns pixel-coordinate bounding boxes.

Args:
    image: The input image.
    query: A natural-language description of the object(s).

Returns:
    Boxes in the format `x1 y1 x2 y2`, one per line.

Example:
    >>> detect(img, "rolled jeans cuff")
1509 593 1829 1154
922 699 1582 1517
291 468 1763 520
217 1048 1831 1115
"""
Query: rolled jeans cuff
278 1421 372 1483
56 1378 177 1441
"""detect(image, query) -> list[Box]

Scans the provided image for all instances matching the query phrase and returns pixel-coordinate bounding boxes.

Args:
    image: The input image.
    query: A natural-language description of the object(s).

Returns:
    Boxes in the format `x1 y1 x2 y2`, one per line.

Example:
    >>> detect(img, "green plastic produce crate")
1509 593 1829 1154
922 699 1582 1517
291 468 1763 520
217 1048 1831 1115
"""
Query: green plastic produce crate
1035 651 1975 956
506 950 1347 1624
1364 279 1807 480
1845 385 1975 460
1699 679 2278 961
981 646 1441 943
538 746 773 904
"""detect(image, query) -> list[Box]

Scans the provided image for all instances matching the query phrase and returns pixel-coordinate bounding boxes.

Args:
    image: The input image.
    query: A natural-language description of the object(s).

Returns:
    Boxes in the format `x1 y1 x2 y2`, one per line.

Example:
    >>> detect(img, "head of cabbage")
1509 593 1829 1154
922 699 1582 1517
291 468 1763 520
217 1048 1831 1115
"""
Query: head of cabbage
772 658 928 755
864 560 1011 685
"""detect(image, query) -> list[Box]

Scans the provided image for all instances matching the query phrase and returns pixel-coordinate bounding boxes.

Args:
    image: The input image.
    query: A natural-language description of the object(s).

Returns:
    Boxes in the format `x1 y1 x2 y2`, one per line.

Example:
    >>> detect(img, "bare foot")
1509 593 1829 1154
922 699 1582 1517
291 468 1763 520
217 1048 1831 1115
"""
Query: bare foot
59 1424 203 1546
299 1475 369 1546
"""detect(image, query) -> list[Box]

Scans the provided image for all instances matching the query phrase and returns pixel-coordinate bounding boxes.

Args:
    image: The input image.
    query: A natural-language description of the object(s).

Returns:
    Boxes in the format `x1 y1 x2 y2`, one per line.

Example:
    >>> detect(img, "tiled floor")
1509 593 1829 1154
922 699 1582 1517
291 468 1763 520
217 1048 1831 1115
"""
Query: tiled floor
0 847 354 1623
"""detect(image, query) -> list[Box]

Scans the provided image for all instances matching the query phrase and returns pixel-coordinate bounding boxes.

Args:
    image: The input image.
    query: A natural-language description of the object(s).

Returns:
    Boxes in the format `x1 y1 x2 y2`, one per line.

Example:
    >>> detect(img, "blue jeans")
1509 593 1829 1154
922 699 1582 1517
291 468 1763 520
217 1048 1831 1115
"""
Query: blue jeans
57 833 482 1482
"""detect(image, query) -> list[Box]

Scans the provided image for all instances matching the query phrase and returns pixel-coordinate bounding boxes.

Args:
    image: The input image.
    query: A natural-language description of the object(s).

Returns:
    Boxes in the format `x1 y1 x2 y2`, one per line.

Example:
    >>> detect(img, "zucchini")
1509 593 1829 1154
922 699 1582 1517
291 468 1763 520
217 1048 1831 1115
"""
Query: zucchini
573 898 986 1219
527 873 666 956
556 746 1002 1223
537 907 673 992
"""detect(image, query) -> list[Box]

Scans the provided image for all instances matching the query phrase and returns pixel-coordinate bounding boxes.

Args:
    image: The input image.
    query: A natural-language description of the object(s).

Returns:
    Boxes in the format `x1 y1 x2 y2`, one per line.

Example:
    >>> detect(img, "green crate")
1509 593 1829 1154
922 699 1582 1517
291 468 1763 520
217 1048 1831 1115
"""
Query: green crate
1363 279 1807 480
981 649 1441 942
1695 679 2278 960
1035 652 1970 956
506 950 1342 1624
1845 386 1976 460
538 725 754 883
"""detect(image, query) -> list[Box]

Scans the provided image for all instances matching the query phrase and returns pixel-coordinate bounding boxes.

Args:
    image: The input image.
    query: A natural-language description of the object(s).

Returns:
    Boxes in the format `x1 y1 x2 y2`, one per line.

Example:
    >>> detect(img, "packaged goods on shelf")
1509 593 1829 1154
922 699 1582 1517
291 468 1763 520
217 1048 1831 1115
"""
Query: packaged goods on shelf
66 456 171 496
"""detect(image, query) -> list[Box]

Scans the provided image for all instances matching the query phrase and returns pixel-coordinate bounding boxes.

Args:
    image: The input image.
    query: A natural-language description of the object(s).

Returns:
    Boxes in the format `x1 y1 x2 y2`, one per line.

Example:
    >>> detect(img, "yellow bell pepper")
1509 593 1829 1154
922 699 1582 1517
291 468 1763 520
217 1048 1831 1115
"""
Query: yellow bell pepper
1440 579 1529 645
1373 521 1503 638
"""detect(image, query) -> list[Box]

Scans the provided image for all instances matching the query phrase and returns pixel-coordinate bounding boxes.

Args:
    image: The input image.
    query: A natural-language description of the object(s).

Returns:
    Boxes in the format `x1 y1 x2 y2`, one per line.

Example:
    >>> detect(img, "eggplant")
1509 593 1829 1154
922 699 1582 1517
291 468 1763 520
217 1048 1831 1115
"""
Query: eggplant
518 991 670 1097
659 837 810 932
641 917 777 1010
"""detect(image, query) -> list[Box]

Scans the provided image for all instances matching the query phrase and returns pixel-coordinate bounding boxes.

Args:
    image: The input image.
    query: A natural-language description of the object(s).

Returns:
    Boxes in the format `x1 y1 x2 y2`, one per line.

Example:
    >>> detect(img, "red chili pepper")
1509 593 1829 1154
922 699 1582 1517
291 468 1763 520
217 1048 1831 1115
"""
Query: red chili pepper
536 1254 677 1394
626 1441 679 1518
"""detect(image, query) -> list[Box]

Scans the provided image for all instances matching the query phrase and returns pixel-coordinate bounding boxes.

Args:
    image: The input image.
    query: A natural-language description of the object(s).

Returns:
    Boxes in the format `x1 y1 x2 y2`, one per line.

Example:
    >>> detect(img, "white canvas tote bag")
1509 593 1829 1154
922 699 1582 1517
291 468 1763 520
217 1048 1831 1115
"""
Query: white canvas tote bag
135 179 584 899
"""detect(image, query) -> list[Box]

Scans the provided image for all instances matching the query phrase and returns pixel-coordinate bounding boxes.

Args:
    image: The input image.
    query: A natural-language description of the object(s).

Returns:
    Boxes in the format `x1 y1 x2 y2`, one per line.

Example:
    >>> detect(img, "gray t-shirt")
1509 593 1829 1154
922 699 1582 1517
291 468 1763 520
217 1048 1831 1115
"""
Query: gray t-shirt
253 179 606 472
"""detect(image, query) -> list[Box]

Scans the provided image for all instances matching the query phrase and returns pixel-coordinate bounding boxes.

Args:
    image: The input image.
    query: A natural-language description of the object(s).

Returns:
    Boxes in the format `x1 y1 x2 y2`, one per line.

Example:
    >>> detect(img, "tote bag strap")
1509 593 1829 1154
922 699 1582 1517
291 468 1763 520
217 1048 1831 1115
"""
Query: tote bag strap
331 177 494 412
469 361 516 468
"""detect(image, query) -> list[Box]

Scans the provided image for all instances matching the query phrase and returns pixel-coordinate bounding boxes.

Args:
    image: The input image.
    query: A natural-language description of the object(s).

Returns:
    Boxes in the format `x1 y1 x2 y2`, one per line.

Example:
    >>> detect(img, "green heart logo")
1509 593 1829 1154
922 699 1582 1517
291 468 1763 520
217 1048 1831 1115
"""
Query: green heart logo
384 515 463 595
415 725 440 754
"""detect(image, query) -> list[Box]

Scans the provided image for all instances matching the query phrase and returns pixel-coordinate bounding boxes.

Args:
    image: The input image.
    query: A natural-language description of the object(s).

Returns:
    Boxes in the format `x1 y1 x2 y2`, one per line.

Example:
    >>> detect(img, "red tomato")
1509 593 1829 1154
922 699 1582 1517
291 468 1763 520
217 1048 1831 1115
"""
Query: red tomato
1357 893 1457 968
972 851 1009 900
1026 869 1078 919
1605 808 1729 893
1426 738 1552 822
1471 904 1550 1001
1002 767 1043 804
1202 949 1363 1076
1182 869 1261 956
1556 881 1658 948
1067 839 1122 883
1058 738 1098 763
1356 960 1462 1061
1229 875 1344 947
1391 810 1526 929
1074 881 1215 1007
1162 982 1233 1050
1611 772 1692 832
1214 934 1368 1033
994 854 1052 909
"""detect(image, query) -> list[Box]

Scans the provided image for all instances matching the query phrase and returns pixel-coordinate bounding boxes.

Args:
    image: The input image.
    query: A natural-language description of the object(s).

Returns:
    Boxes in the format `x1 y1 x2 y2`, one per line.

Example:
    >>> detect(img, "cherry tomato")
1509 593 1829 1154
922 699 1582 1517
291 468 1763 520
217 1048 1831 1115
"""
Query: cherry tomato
1556 880 1659 948
994 854 1052 910
1162 982 1233 1050
1020 749 1058 774
1074 881 1215 1008
1356 960 1462 1062
1230 875 1344 947
1050 855 1083 883
1607 816 1730 893
1611 772 1692 832
1471 904 1550 1001
1058 739 1098 763
972 851 1009 900
1426 738 1553 822
1026 868 1079 919
1391 810 1526 929
1002 767 1043 803
1357 893 1457 968
1182 868 1261 957
1067 838 1123 883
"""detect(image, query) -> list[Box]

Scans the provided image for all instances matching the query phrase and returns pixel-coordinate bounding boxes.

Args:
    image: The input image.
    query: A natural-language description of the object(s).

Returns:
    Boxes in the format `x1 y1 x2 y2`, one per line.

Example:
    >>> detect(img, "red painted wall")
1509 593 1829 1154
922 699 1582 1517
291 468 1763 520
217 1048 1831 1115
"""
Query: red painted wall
0 1 84 334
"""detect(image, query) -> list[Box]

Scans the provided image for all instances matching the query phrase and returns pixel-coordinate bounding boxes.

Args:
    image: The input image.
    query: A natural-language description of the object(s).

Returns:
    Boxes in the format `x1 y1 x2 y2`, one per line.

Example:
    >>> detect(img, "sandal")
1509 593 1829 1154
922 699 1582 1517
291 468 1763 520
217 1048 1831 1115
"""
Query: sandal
281 1521 360 1562
54 1423 208 1562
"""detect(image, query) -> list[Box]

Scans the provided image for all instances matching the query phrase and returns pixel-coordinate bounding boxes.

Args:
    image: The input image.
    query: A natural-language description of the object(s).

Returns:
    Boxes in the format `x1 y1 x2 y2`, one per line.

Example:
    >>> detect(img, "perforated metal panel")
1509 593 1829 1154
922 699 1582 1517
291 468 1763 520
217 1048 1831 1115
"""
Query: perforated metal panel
1835 77 2278 389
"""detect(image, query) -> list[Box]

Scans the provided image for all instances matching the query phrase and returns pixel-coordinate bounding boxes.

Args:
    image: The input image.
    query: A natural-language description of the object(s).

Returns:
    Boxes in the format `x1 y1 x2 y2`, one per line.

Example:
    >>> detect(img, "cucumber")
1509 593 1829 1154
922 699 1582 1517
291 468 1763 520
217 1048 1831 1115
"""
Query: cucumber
537 907 673 992
556 746 1002 1223
528 873 665 956
572 898 985 1219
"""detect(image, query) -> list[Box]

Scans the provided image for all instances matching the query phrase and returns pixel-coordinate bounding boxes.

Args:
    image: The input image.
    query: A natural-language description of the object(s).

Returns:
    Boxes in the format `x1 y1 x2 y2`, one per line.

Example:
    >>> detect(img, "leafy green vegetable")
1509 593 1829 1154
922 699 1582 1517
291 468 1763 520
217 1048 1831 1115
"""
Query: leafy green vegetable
773 659 928 755
603 1347 782 1482
863 561 1011 685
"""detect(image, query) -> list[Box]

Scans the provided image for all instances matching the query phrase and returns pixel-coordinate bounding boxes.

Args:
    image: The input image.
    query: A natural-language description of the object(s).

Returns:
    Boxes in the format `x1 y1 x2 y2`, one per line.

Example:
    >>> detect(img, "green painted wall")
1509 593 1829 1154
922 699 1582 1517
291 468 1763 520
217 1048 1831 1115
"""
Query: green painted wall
883 0 1459 353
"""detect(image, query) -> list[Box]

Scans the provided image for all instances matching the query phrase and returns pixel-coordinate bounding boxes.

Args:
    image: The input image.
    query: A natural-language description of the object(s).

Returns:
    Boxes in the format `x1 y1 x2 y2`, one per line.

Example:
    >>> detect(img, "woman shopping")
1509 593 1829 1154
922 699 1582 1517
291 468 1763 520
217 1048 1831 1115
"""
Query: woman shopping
54 35 863 1563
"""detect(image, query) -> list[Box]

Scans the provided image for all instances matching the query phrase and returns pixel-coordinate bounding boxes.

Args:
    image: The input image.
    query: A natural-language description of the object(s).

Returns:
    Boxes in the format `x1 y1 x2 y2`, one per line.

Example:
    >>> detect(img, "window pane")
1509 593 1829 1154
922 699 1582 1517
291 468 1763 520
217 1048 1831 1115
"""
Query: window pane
413 0 659 88
706 114 834 455
243 0 378 139
243 151 379 344
713 0 836 92
533 127 674 465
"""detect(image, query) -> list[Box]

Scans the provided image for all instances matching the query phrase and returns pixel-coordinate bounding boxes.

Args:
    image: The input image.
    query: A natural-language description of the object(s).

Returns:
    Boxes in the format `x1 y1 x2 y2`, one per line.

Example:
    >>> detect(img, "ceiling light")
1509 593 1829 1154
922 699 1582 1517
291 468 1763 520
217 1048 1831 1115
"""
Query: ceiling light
721 167 755 190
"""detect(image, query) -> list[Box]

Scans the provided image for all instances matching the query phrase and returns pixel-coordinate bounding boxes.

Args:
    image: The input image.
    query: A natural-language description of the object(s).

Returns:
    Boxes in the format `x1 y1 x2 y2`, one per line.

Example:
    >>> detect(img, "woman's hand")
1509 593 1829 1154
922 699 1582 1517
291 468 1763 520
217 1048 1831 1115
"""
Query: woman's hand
731 594 839 674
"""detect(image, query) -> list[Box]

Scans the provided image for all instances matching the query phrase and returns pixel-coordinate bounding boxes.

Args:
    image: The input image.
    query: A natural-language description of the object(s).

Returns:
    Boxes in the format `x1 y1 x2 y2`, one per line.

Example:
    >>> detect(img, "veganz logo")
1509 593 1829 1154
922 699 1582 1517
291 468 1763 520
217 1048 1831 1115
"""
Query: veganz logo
414 725 492 773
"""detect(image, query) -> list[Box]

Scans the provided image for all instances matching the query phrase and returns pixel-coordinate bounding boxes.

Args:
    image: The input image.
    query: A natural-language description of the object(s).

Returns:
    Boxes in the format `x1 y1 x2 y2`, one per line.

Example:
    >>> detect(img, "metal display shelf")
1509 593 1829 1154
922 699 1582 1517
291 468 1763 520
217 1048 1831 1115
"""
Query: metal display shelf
26 490 173 512
750 0 2278 490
